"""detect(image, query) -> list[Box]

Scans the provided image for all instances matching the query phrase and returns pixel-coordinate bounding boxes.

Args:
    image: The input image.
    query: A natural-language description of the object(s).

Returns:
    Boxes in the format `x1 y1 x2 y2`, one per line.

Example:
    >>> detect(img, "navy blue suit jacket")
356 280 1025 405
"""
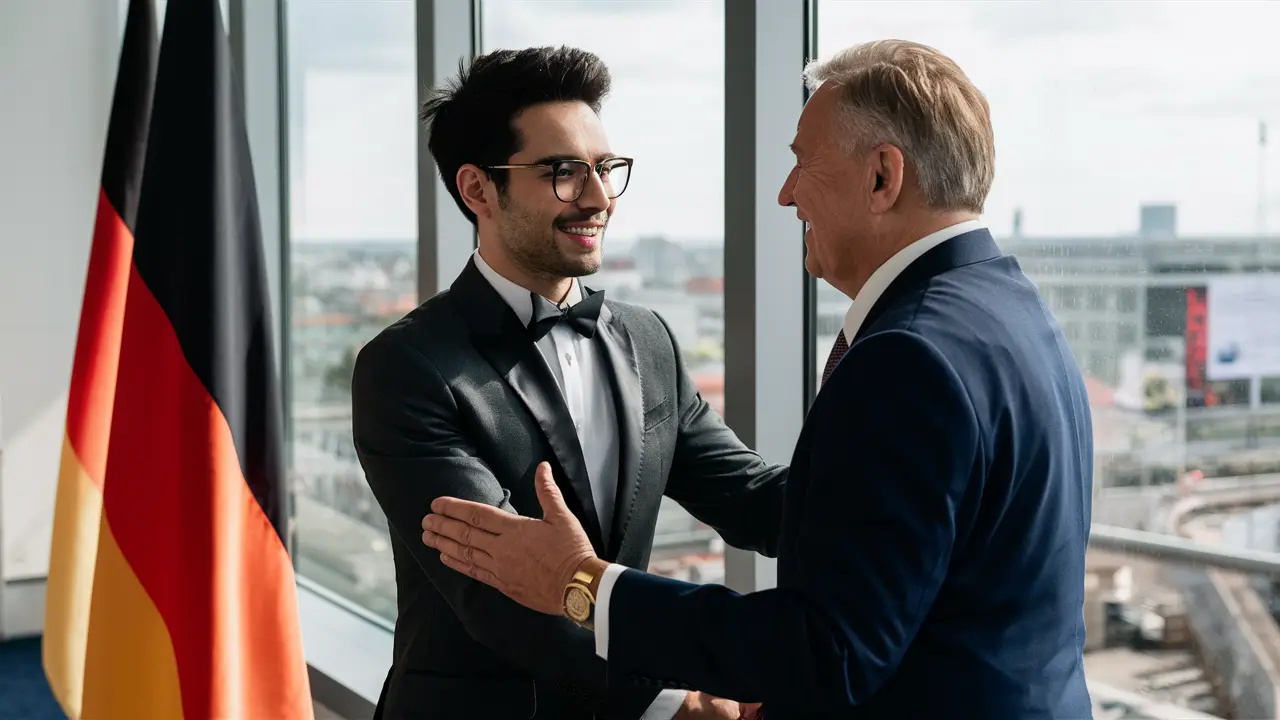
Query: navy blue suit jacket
605 229 1094 718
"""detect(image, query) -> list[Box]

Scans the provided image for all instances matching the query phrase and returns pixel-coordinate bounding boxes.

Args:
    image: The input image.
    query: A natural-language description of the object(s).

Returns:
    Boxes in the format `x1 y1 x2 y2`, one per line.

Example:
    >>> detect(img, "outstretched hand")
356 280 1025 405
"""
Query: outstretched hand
422 461 596 616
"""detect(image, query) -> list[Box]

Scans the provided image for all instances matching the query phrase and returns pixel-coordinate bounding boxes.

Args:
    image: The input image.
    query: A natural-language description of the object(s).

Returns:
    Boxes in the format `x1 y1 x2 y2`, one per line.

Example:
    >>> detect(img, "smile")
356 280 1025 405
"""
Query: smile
558 225 602 236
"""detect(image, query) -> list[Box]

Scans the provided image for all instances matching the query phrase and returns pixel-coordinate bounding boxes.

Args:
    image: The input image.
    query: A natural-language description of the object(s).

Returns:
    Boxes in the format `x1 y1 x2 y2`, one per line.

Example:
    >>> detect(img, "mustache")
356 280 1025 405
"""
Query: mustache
555 212 608 226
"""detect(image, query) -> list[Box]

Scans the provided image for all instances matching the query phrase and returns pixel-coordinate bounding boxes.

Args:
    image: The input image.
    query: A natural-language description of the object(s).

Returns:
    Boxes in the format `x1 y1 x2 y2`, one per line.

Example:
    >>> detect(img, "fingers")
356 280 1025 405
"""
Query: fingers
439 552 505 593
428 496 515 534
421 511 501 552
422 527 496 570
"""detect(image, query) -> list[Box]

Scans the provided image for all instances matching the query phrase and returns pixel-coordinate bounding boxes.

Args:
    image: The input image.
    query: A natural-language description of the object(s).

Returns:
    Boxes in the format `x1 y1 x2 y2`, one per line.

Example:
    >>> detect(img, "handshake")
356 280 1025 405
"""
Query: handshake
678 692 762 720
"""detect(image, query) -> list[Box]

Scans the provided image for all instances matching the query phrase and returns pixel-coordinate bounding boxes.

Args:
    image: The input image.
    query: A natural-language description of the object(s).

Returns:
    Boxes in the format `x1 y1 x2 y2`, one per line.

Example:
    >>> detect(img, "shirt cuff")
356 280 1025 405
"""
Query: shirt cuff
642 690 688 720
596 565 685 718
593 562 628 660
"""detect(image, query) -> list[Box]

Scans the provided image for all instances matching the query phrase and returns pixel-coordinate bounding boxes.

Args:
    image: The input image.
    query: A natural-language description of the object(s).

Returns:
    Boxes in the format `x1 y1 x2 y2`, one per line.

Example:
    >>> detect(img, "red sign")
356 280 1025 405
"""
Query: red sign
1185 287 1217 407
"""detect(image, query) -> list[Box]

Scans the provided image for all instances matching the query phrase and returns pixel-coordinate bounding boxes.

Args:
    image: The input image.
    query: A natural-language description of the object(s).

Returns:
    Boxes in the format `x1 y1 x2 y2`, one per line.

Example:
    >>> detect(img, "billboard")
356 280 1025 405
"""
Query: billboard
1206 276 1280 380
1186 287 1208 403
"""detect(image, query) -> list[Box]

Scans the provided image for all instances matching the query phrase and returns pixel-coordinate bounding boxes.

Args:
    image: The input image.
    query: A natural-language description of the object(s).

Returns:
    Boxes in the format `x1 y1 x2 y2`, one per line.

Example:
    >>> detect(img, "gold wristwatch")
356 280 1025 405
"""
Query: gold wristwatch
563 567 598 630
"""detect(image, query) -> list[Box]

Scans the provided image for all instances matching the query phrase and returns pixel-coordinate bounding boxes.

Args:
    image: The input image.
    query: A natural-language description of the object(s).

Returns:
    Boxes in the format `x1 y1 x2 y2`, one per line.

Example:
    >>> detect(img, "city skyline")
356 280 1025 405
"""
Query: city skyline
287 0 1279 244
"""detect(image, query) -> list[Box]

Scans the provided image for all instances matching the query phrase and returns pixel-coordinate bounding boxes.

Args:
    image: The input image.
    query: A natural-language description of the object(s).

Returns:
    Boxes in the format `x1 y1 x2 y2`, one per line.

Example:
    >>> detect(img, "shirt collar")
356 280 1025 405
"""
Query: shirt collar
471 248 583 327
843 219 986 340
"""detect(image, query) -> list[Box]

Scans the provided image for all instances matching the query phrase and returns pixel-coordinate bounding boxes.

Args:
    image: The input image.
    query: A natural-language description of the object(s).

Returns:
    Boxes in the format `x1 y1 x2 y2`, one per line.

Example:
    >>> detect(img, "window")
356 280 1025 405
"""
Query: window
285 0 416 621
1060 287 1082 311
482 0 727 584
1087 286 1109 311
819 0 1280 479
1262 377 1280 405
819 2 1280 714
1117 322 1138 345
1117 287 1138 313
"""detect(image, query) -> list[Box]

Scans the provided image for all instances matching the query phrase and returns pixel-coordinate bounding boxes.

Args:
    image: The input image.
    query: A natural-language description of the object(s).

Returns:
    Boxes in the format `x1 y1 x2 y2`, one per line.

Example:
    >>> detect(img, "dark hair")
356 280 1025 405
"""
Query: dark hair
420 46 612 224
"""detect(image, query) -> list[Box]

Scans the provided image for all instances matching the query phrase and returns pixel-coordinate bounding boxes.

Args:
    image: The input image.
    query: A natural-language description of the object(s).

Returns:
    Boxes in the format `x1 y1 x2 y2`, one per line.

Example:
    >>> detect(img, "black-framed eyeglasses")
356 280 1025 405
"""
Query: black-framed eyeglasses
482 157 634 203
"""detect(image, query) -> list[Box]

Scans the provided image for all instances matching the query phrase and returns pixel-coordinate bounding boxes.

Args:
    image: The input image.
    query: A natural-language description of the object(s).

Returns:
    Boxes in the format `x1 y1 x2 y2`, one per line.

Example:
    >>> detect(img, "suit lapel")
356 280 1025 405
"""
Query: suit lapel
498 342 605 552
595 303 644 561
450 261 606 554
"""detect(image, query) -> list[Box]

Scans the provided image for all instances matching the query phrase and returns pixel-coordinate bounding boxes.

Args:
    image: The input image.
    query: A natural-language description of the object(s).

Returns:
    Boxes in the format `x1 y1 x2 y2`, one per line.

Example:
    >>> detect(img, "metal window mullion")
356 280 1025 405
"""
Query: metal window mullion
723 0 808 595
416 0 480 301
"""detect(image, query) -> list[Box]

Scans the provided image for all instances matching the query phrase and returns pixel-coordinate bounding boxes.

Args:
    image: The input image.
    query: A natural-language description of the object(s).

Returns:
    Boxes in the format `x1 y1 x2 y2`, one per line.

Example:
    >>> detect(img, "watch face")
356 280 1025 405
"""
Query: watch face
565 586 591 621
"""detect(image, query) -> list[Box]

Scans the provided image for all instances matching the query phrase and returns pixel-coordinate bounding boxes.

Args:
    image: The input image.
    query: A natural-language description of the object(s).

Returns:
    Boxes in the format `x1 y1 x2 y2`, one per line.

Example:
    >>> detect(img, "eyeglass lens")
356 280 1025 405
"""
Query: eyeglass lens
554 159 631 202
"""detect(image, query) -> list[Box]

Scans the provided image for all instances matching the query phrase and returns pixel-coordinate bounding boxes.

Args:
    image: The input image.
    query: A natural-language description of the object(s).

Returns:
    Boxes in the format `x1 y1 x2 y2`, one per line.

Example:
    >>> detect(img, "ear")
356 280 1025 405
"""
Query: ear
867 144 905 214
457 164 494 220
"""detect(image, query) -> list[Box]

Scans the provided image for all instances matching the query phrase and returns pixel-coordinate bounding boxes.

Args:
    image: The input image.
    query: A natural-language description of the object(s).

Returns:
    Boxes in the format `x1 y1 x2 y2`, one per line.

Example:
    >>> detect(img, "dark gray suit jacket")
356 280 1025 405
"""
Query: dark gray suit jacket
351 258 787 719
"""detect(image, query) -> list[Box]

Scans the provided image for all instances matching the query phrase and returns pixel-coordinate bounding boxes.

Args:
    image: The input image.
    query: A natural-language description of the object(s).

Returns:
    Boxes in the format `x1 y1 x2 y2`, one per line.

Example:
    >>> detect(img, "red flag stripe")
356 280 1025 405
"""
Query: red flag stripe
44 182 136 720
97 263 310 719
64 188 135 484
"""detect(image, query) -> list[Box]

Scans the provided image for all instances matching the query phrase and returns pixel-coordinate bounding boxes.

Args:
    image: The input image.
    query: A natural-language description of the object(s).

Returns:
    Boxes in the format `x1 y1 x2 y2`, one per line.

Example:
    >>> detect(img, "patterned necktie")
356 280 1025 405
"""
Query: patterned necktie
528 289 605 340
820 329 849 387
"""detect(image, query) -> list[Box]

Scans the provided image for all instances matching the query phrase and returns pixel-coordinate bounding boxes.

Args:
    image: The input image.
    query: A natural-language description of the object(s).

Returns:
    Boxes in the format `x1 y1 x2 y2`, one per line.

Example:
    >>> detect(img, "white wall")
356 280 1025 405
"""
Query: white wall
0 0 120 581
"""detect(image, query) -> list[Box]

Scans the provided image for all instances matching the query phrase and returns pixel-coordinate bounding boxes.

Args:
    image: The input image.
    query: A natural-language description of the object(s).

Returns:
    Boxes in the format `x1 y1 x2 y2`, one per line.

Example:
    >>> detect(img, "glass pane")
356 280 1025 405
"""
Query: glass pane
286 0 416 621
819 2 1280 716
482 0 727 584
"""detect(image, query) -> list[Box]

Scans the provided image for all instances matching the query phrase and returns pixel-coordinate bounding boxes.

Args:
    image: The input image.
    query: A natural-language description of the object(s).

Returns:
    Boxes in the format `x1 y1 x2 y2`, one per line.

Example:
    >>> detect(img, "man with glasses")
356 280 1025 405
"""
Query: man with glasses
351 46 786 720
422 40 1096 720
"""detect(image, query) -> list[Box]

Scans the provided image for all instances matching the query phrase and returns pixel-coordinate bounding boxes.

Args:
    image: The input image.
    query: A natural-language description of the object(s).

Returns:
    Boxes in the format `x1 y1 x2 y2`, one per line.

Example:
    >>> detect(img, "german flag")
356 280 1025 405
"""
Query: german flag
43 0 157 713
42 0 312 717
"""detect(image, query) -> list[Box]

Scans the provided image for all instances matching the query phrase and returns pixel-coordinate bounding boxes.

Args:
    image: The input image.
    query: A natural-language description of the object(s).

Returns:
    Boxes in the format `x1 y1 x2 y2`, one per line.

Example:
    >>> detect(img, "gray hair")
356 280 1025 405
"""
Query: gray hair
802 39 995 214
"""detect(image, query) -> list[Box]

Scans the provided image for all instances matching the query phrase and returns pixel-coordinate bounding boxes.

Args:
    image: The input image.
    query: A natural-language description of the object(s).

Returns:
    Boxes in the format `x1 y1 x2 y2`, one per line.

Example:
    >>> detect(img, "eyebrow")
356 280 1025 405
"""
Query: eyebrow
528 153 618 165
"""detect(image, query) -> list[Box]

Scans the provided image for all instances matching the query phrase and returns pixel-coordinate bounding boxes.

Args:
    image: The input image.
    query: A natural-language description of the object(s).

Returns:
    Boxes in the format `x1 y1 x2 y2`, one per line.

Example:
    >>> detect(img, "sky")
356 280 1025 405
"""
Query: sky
286 0 1280 244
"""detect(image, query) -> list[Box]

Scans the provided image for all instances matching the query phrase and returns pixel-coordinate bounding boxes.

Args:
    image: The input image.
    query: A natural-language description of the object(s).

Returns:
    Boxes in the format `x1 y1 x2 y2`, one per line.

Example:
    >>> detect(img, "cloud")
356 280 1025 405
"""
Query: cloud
965 1 1164 46
287 0 415 69
287 0 1280 242
1136 73 1280 120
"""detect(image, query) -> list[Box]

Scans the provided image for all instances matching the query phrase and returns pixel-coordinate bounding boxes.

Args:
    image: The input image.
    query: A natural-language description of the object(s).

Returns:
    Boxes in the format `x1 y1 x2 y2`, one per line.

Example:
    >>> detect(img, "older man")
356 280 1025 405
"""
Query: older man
422 40 1095 719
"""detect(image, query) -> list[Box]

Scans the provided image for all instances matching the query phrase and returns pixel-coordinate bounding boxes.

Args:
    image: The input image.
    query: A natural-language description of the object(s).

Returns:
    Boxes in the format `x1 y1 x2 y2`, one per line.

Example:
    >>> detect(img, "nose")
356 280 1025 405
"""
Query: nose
576 168 611 213
778 165 798 207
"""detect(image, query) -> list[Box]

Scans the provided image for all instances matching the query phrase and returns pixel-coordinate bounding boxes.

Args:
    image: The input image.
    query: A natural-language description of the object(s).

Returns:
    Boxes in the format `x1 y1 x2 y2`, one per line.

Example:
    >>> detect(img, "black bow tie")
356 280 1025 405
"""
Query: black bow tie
528 289 605 340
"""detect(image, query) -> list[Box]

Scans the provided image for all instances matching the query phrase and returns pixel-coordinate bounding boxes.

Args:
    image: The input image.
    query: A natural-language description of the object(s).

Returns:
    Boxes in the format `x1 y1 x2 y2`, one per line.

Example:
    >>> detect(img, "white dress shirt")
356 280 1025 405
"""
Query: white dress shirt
592 220 987 676
840 219 985 340
472 250 687 718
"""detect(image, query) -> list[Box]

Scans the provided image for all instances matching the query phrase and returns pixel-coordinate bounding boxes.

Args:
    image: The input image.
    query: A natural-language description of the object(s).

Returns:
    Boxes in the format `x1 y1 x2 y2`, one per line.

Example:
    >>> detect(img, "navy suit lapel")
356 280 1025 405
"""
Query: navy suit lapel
594 302 644 561
855 228 1003 343
450 261 606 555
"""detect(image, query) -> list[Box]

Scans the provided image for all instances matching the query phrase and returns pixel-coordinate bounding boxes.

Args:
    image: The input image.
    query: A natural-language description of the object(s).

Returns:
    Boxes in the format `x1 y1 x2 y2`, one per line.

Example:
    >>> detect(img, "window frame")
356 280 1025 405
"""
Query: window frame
258 0 811 709
237 0 1280 715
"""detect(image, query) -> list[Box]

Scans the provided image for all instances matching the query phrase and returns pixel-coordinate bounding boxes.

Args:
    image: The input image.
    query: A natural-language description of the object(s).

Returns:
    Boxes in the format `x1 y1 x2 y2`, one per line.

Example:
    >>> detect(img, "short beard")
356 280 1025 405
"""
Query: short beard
497 191 603 279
